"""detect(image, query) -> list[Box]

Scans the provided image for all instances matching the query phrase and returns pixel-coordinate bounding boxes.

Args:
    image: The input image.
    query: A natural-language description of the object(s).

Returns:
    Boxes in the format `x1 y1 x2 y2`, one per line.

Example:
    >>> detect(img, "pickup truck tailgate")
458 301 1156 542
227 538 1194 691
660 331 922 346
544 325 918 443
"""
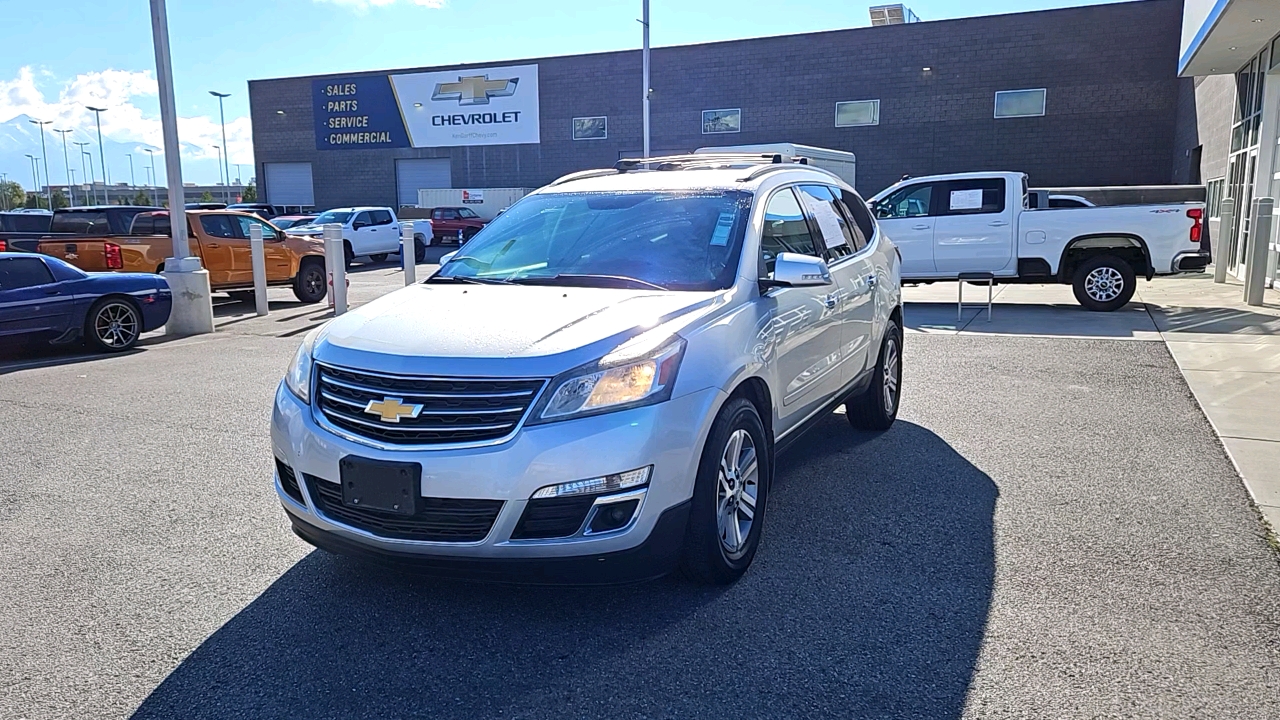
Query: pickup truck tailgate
39 240 112 272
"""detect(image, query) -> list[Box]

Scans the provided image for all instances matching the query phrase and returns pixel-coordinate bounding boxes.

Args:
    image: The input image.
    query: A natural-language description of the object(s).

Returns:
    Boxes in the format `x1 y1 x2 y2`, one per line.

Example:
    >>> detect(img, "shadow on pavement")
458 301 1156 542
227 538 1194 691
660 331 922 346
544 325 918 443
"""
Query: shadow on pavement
131 418 996 719
1148 304 1280 336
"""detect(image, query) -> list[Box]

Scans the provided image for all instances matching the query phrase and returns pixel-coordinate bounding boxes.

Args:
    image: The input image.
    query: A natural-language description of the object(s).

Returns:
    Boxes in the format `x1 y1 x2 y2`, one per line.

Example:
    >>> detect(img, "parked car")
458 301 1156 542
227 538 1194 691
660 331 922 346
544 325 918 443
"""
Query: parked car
36 210 328 304
226 203 288 219
272 214 317 231
868 171 1210 311
0 205 160 253
185 202 227 210
422 206 487 245
287 206 404 266
272 154 903 584
0 251 171 352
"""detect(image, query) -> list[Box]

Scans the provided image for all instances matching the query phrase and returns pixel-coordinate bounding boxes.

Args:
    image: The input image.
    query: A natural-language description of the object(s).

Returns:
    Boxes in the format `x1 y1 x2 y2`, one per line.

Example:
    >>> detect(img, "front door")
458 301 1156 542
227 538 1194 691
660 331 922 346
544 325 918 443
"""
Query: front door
932 177 1016 274
196 214 241 287
874 182 936 276
233 215 293 282
0 256 71 339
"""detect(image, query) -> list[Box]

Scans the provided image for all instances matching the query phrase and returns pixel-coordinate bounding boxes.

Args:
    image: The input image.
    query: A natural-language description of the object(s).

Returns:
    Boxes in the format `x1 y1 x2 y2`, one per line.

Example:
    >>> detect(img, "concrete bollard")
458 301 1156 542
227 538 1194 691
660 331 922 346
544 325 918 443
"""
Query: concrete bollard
1244 198 1274 307
249 222 268 317
1214 198 1234 285
401 221 417 286
323 223 348 315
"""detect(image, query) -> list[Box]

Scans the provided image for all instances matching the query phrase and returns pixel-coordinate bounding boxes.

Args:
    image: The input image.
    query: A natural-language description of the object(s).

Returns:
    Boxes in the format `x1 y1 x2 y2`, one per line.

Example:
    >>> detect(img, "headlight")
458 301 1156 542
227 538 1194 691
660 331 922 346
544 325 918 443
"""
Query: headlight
530 338 686 424
284 330 319 402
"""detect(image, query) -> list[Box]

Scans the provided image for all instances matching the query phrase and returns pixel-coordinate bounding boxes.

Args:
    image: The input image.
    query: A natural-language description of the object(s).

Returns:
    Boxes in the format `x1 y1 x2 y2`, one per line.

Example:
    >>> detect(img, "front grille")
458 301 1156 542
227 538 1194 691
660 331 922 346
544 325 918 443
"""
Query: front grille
275 459 304 504
511 496 596 540
304 474 503 542
315 364 545 446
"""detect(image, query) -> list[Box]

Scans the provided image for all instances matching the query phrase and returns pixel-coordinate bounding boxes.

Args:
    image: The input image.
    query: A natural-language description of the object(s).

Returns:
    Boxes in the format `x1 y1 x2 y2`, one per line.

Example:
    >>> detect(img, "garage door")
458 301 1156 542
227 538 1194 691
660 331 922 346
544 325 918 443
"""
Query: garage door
396 159 451 207
264 163 315 207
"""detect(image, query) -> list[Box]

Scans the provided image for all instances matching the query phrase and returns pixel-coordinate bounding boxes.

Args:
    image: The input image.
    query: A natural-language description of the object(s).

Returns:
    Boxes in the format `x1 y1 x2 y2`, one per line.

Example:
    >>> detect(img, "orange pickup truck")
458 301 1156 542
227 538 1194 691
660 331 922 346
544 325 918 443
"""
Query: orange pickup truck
38 210 328 303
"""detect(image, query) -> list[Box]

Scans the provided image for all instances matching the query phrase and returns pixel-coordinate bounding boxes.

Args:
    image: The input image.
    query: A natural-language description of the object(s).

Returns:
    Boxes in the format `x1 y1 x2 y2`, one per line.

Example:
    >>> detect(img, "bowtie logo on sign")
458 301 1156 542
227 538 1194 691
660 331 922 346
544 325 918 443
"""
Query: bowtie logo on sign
431 75 518 106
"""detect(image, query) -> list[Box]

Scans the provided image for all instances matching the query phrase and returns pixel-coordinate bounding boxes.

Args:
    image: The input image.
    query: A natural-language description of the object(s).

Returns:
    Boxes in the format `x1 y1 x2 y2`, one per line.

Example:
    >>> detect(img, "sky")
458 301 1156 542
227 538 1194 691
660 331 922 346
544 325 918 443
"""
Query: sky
0 0 1128 191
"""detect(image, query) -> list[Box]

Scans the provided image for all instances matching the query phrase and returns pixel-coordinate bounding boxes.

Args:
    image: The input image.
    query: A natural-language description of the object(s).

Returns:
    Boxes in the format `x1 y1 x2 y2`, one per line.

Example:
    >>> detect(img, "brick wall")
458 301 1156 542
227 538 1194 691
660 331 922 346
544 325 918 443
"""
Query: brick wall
249 0 1184 207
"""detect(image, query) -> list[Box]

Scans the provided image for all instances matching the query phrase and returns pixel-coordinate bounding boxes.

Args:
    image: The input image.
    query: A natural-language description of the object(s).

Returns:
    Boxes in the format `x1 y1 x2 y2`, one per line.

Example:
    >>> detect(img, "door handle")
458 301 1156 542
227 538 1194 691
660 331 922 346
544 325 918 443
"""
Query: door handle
912 224 931 230
988 221 1010 227
45 288 60 296
207 242 220 248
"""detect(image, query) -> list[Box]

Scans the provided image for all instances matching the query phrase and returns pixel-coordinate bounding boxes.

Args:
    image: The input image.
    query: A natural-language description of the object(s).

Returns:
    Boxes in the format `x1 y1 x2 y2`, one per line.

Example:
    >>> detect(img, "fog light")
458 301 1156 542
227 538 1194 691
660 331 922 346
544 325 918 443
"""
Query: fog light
531 466 651 499
588 499 640 534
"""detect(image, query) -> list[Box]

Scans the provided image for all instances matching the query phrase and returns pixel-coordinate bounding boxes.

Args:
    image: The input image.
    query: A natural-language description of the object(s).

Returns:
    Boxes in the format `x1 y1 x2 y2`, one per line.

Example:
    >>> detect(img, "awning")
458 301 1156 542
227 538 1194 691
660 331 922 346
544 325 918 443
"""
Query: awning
1180 0 1279 77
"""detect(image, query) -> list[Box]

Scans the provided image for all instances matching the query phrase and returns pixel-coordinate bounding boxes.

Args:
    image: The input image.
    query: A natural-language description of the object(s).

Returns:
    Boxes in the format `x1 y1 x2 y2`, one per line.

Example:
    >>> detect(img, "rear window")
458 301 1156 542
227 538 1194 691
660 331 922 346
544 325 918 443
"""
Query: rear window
50 211 111 235
0 214 51 233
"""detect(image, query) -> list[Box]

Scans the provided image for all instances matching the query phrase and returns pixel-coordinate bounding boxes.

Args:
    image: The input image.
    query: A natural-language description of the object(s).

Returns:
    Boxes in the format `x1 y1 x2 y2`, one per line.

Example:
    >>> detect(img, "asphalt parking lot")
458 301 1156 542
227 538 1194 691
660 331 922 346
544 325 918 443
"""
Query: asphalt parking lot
1 269 1278 718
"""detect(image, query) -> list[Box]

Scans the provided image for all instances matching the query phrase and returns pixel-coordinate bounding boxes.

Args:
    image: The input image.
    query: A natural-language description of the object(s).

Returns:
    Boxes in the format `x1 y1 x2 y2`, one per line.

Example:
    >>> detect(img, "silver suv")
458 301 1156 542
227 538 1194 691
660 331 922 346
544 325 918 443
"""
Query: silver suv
272 154 903 584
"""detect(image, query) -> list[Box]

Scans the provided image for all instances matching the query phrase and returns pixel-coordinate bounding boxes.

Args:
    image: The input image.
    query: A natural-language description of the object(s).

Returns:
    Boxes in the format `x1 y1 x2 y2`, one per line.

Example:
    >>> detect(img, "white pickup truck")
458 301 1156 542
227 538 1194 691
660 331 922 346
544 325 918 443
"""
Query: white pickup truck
289 206 422 267
868 171 1209 311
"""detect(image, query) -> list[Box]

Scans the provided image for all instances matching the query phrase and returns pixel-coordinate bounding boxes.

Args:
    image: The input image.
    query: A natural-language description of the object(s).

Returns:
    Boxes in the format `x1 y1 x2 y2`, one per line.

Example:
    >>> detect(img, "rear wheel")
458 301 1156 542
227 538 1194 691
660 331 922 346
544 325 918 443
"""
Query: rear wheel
1071 254 1136 312
85 297 141 352
369 253 389 263
292 260 326 303
227 290 254 303
343 241 355 269
846 318 902 431
414 235 427 263
680 397 771 585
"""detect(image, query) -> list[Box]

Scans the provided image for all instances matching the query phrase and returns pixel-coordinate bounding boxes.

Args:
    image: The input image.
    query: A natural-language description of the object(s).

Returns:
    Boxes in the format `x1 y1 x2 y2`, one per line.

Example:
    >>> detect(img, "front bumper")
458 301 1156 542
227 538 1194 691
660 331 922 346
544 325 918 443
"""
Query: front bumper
272 381 724 573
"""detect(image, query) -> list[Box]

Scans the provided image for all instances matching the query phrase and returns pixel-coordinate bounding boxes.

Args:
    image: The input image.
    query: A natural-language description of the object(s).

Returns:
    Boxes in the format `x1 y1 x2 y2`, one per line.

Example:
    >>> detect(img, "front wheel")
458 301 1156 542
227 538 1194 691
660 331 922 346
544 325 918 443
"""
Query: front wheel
369 253 389 263
414 235 427 263
343 241 355 270
292 260 326 303
846 317 902 431
1072 254 1136 312
680 397 771 585
85 297 141 352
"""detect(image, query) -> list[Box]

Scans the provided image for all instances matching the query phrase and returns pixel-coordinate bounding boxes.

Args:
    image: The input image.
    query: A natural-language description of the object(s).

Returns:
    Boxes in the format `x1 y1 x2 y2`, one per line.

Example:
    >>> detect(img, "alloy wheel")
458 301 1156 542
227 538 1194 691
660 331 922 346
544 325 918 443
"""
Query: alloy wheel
94 302 139 349
1084 266 1124 302
882 336 900 414
716 428 759 556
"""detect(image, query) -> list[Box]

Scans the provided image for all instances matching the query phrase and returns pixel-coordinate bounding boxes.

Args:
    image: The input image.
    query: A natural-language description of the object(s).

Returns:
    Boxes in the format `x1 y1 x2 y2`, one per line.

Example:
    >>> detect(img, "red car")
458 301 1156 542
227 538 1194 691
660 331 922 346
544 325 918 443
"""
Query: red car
427 207 487 244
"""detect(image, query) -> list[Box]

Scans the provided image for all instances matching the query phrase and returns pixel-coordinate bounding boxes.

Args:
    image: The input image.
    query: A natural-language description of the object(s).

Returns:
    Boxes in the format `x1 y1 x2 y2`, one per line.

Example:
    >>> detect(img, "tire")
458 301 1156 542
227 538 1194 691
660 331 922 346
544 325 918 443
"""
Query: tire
414 235 427 263
343 240 355 269
1071 254 1136 312
292 260 326 303
680 397 772 585
846 318 902 431
227 290 254 303
85 297 142 353
369 253 389 263
462 228 479 241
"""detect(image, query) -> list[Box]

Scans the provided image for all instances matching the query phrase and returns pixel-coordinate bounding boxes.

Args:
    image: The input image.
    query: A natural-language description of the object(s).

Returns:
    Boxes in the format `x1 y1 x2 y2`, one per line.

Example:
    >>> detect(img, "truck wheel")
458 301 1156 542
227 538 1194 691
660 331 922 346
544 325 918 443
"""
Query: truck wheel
292 260 326 303
369 253 389 263
463 228 479 241
1072 255 1136 312
846 318 902 431
343 241 355 269
85 297 141 353
414 235 427 263
680 397 772 585
227 290 254 303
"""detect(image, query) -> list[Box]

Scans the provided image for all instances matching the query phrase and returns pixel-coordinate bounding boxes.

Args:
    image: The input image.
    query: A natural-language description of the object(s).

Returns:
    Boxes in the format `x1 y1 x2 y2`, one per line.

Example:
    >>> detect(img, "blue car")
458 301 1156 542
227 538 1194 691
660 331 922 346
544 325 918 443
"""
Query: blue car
0 252 172 353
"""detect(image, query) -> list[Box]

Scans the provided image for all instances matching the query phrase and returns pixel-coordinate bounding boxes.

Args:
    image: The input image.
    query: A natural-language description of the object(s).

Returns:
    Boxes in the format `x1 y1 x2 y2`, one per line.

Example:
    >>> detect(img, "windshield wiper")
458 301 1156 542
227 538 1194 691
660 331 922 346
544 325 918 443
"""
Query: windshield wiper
424 275 511 285
508 274 667 290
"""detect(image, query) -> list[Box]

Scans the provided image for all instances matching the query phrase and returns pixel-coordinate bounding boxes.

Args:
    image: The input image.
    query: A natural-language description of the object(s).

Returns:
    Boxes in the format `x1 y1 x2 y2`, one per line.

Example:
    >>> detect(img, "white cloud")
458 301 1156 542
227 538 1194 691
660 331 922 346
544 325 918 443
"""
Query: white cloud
0 66 253 166
314 0 445 11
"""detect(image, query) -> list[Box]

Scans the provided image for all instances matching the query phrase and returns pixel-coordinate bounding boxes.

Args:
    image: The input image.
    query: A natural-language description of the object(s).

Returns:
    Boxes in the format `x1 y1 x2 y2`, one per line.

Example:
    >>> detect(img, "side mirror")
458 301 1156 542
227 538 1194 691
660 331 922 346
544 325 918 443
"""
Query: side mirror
767 253 833 288
439 251 457 265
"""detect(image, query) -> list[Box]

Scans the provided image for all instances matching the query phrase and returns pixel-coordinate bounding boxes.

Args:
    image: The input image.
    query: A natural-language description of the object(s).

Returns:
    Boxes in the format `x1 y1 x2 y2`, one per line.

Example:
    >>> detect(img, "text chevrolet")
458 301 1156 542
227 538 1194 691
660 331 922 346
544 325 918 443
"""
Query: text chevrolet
272 154 904 584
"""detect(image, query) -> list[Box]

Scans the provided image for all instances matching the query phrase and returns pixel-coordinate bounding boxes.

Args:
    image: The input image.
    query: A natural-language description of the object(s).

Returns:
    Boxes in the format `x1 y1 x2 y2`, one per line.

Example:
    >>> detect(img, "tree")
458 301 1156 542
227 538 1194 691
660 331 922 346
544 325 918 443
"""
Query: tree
0 180 23 211
51 190 69 209
24 193 49 210
199 190 214 203
133 190 150 206
241 183 258 202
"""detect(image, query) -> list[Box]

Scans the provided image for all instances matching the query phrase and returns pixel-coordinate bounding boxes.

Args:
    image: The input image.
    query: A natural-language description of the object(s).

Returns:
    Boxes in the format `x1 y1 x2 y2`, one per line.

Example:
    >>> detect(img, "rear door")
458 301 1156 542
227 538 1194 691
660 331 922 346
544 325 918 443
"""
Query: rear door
874 182 936 276
931 178 1015 274
0 256 71 338
197 214 242 286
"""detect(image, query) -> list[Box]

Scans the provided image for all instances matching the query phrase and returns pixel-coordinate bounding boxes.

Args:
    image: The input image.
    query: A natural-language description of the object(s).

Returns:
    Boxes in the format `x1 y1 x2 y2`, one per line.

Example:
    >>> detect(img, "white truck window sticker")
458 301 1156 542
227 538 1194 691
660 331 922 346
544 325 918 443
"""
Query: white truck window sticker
813 209 847 249
709 211 735 246
950 189 984 211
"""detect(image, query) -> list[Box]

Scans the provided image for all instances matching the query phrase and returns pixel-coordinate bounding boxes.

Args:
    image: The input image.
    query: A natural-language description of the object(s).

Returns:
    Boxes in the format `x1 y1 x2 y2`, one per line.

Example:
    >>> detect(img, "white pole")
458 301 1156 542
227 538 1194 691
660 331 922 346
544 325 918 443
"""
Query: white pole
1244 198 1273 306
323 223 348 315
642 0 650 160
401 221 417 286
250 221 268 316
150 0 215 336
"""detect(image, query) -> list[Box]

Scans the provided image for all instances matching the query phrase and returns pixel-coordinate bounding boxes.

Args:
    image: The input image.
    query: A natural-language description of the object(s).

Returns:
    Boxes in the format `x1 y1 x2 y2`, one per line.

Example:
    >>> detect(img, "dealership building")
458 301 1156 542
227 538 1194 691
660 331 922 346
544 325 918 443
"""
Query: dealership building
249 0 1189 210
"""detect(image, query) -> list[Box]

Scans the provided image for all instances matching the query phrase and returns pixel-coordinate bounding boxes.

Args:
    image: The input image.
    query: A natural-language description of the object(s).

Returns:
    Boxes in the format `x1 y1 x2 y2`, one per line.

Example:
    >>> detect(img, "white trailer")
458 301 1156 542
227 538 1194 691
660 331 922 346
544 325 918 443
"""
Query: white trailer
695 143 856 187
415 188 531 220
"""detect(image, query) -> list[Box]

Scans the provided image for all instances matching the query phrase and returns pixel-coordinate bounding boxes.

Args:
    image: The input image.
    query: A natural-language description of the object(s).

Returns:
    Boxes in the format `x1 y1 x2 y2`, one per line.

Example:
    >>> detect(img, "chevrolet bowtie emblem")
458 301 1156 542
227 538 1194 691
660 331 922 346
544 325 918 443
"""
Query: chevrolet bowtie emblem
363 397 424 423
431 74 518 106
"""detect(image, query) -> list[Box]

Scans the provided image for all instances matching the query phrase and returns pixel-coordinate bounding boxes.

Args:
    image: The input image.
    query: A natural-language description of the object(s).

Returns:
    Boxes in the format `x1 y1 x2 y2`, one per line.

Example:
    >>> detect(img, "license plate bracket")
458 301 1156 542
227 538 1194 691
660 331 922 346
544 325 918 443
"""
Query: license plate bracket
339 456 421 516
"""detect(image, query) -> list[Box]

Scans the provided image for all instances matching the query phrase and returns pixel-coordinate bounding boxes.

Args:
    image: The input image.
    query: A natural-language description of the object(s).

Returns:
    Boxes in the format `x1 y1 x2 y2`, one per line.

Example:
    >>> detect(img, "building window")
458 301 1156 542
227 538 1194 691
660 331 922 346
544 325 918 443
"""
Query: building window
702 108 741 134
835 99 880 127
1206 178 1226 219
994 89 1046 118
572 116 607 140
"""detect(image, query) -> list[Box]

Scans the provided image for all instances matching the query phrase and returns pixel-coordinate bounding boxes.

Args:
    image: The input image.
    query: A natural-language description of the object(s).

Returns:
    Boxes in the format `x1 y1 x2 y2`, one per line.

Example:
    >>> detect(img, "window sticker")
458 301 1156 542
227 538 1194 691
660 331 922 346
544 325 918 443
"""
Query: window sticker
950 189 984 211
709 211 735 246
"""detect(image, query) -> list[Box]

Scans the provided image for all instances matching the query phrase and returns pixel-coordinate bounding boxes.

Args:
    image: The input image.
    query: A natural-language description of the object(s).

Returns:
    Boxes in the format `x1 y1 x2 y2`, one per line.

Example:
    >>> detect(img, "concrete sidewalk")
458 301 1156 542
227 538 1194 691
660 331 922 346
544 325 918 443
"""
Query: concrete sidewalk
905 273 1280 538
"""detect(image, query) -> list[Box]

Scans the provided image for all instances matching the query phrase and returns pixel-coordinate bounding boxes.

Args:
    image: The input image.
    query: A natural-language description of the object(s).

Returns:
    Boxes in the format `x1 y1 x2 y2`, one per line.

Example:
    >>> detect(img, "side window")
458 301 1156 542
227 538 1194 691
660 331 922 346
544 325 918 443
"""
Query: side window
371 210 394 225
0 257 56 290
442 209 460 220
837 190 875 250
875 184 933 219
199 215 238 239
796 185 856 260
353 211 372 228
940 179 1006 216
432 209 444 220
131 214 154 235
760 188 821 277
235 216 278 240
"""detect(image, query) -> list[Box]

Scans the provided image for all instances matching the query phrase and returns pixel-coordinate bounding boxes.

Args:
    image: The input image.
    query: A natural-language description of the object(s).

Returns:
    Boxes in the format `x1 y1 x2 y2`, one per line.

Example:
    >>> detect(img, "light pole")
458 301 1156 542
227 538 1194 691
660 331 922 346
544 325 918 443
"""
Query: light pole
127 153 136 194
69 169 77 205
0 172 7 211
24 154 39 207
74 142 92 203
641 0 650 160
54 129 74 206
29 119 53 209
86 106 108 203
145 148 159 206
82 152 97 205
235 163 244 186
210 91 231 204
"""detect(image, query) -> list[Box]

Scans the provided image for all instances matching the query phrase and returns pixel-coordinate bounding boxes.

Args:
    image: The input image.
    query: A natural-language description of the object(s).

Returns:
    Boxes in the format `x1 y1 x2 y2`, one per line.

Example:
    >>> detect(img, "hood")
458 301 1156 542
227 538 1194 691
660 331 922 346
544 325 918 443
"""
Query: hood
288 226 322 236
315 283 720 373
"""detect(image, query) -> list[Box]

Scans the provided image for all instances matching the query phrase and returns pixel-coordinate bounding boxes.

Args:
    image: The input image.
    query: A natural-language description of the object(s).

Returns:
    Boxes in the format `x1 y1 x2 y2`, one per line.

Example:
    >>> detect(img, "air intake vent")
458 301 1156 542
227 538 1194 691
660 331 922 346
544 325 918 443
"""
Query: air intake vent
869 4 920 25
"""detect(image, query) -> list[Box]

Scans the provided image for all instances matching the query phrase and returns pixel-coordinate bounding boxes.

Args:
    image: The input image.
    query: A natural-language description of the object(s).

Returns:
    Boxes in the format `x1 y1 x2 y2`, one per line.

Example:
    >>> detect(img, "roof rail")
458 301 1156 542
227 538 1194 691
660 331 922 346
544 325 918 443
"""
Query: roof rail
614 152 811 172
547 168 623 187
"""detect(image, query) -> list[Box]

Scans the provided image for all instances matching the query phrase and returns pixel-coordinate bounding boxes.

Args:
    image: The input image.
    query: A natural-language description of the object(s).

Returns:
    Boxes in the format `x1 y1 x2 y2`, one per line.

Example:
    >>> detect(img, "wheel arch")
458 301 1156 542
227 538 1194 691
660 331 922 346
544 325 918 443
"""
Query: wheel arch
1058 233 1153 281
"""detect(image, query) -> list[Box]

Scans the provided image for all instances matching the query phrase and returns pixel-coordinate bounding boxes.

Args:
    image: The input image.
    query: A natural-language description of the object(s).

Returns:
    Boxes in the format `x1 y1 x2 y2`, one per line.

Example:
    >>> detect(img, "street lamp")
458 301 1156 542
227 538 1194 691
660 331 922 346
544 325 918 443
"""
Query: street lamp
53 129 74 206
24 154 39 207
127 152 136 194
29 119 53 209
210 91 231 205
0 172 7 211
81 151 97 205
86 106 108 203
212 145 224 204
145 148 159 206
73 142 93 204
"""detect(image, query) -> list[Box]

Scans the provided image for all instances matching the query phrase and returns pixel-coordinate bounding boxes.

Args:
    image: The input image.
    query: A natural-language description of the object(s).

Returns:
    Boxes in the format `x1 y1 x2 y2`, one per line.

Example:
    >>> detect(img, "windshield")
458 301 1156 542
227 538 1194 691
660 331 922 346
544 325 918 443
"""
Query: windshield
435 191 750 291
311 211 352 225
458 207 479 218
